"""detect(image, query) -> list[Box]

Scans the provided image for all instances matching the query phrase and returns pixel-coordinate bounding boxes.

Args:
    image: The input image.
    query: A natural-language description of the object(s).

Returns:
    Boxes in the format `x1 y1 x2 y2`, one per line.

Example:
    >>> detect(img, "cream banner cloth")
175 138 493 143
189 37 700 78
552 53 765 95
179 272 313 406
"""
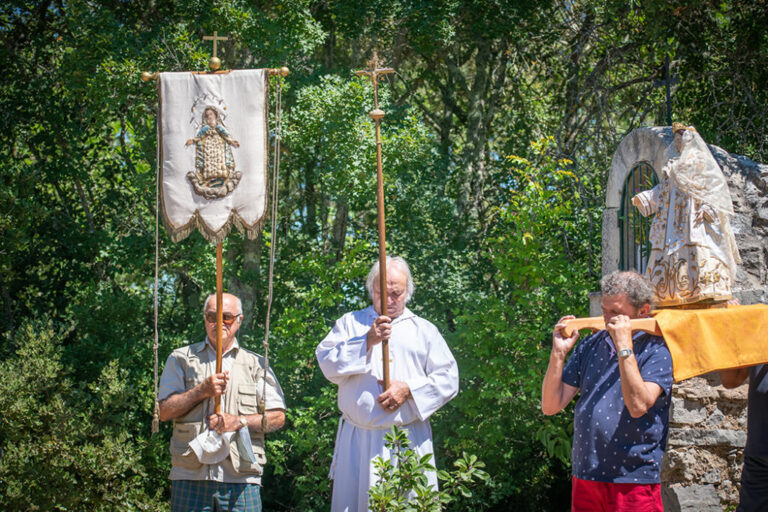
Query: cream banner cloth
159 70 269 243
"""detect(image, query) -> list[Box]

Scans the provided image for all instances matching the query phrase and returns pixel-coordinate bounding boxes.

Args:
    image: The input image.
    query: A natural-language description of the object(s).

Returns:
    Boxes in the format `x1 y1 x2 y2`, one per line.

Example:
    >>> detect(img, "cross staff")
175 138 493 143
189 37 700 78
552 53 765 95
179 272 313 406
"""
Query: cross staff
203 31 228 71
356 52 395 390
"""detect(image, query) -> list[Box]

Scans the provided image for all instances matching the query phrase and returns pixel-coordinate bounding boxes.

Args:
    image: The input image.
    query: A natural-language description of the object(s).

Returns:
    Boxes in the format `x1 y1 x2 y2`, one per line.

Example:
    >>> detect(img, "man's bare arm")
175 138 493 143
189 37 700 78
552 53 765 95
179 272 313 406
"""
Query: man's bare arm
609 315 664 418
720 368 749 389
158 372 229 422
542 316 581 415
542 352 580 415
618 358 664 418
250 410 285 433
208 409 286 433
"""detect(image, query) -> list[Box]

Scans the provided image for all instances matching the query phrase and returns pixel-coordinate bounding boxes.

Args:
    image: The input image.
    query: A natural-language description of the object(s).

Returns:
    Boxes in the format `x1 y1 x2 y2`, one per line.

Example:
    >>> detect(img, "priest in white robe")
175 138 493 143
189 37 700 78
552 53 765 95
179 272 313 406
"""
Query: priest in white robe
316 256 459 512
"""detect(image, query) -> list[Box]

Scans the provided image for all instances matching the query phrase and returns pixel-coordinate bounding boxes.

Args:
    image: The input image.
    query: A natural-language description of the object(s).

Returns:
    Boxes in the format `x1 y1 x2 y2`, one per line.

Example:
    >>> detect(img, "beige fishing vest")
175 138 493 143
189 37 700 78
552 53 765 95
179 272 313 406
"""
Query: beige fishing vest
169 341 268 476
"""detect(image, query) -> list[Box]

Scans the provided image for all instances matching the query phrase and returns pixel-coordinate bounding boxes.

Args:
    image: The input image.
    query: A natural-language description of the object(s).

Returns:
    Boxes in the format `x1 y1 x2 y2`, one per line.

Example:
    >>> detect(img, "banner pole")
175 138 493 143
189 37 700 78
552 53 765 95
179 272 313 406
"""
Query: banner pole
215 242 223 414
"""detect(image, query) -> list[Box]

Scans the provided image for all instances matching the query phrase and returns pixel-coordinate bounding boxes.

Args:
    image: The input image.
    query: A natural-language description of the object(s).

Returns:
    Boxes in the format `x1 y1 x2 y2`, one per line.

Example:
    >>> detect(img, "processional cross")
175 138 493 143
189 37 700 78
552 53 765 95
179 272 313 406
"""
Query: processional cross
356 52 395 390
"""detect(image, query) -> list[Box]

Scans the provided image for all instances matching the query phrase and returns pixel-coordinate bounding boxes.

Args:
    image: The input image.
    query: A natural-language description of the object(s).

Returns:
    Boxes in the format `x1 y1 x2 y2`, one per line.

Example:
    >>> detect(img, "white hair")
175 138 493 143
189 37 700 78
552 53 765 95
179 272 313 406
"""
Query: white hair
366 256 414 303
203 294 243 316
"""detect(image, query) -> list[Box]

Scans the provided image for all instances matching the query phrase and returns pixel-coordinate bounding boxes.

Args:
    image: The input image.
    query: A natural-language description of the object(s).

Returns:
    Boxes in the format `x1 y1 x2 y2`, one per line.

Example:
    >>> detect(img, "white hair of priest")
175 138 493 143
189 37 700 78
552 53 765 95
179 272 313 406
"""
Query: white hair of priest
366 256 415 303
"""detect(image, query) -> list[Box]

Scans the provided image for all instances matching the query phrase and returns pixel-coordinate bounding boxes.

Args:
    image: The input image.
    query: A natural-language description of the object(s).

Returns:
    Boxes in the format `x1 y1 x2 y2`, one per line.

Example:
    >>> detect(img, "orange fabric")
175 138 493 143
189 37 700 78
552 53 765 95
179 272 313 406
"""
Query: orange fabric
653 304 768 382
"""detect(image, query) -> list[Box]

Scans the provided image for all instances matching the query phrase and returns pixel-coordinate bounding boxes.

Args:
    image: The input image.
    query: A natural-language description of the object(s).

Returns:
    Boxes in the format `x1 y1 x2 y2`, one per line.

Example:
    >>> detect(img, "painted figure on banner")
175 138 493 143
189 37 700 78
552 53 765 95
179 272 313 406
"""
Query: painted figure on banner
186 104 242 199
632 123 741 307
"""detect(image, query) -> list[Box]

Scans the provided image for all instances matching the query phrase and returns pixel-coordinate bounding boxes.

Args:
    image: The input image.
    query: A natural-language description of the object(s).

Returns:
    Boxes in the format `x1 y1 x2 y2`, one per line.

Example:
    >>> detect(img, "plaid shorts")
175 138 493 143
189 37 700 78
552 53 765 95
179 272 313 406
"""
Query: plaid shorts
171 480 262 512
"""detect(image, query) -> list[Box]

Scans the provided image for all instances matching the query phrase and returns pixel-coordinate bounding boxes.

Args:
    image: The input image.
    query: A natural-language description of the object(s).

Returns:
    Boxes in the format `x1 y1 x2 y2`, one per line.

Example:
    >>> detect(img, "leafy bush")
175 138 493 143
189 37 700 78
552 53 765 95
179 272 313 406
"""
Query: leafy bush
369 425 489 512
0 320 166 511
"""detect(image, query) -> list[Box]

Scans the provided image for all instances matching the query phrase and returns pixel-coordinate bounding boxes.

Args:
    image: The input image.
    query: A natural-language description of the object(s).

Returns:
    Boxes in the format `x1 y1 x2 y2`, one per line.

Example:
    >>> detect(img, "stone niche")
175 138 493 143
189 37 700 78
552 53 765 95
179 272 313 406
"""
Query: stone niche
597 126 768 511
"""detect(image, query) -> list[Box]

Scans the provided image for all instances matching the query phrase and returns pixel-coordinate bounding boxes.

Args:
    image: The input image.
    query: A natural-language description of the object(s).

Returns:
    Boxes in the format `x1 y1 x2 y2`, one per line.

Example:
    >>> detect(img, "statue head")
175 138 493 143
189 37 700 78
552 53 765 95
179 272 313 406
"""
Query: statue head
203 106 221 128
672 122 696 152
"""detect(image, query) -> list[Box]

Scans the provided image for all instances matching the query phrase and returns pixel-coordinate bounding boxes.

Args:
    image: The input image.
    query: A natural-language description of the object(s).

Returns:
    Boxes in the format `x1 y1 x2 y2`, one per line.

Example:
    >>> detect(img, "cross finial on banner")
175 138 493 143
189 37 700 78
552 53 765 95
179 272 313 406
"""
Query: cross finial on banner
203 31 229 71
652 54 680 126
203 31 228 58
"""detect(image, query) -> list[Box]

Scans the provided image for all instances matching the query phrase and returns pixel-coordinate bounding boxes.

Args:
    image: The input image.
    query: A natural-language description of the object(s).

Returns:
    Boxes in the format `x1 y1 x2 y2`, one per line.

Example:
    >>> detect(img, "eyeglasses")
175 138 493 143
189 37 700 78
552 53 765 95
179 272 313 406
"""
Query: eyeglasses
204 311 241 325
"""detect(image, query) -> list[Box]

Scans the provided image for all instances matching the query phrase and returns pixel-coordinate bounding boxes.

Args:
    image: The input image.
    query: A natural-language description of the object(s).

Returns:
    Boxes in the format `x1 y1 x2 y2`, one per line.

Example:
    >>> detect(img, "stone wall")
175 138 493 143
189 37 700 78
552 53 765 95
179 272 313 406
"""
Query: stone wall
711 143 768 304
662 375 747 511
599 127 768 511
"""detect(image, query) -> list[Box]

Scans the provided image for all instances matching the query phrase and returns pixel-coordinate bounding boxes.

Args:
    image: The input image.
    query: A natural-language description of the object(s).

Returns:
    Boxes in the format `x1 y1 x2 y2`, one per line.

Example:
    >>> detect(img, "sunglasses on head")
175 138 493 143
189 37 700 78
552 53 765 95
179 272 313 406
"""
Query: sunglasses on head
204 311 241 324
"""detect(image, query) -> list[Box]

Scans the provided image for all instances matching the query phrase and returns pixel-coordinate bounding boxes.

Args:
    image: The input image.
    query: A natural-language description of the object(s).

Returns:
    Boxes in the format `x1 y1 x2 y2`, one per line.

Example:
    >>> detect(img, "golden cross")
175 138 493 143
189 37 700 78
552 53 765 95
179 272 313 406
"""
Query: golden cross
203 31 228 59
354 51 394 110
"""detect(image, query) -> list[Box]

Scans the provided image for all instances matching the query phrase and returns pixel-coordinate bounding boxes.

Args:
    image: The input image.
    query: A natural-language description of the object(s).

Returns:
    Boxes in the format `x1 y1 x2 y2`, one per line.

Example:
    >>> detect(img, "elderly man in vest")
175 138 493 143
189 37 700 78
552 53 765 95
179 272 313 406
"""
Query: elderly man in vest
316 256 459 511
159 292 286 512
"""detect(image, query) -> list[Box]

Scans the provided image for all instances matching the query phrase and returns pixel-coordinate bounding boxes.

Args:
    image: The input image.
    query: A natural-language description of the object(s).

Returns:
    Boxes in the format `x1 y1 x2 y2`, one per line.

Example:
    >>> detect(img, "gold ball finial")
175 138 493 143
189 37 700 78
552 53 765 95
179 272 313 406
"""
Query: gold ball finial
141 71 154 82
280 66 290 77
209 56 221 71
369 109 385 121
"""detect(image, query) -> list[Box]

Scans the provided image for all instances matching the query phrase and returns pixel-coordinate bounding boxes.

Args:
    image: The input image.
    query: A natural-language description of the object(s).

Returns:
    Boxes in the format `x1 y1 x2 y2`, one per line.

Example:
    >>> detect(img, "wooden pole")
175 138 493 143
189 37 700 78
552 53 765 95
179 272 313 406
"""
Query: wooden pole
356 52 394 390
373 110 389 391
563 316 661 337
215 242 223 413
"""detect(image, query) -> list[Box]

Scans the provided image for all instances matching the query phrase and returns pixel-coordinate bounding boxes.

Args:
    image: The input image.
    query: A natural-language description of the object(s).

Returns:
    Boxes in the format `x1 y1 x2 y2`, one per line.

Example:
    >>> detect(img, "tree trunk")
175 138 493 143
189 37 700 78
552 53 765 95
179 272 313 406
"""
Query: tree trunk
227 236 263 334
331 199 349 262
304 163 318 238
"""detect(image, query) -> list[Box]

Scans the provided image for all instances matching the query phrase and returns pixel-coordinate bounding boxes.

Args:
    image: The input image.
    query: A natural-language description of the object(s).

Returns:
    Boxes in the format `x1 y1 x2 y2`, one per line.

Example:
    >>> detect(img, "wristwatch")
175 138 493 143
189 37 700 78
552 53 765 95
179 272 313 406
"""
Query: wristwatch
239 415 248 429
618 348 633 359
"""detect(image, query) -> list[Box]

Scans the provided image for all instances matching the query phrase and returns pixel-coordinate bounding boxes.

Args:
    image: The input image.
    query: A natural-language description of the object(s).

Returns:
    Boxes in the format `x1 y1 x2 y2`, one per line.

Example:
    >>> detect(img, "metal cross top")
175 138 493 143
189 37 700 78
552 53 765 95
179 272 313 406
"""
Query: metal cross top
203 31 228 58
354 52 394 109
653 54 680 126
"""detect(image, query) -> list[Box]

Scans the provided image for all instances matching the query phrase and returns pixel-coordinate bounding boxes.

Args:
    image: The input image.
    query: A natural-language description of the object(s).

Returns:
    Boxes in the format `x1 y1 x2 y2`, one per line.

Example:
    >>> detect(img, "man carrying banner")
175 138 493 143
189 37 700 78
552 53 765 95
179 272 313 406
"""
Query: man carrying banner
541 270 674 512
316 256 459 511
159 292 286 512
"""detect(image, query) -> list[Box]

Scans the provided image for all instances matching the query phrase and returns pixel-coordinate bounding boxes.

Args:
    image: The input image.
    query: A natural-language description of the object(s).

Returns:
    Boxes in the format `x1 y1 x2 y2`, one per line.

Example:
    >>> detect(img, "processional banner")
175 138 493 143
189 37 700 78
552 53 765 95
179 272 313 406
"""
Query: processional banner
159 69 268 244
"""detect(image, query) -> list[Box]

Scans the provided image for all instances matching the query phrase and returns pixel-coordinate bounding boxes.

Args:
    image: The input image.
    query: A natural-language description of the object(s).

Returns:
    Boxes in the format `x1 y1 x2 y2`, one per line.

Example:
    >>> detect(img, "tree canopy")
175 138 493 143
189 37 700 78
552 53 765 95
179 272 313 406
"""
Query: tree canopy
1 1 766 510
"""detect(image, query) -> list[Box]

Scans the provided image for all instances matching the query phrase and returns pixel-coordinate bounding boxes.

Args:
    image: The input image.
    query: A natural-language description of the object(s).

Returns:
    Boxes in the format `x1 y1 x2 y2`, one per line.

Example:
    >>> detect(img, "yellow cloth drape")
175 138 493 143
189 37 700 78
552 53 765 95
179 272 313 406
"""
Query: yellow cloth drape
653 304 768 382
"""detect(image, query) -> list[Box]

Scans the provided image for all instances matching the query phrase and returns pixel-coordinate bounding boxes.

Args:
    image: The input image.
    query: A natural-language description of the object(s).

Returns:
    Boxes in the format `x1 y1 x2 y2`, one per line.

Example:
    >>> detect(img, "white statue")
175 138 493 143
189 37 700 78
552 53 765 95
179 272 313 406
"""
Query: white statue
632 123 741 307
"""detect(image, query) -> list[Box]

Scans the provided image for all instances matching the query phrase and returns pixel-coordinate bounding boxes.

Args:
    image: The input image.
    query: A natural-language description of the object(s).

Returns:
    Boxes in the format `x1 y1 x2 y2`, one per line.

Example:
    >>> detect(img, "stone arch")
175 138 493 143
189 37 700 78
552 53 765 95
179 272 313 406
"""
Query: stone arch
602 126 674 276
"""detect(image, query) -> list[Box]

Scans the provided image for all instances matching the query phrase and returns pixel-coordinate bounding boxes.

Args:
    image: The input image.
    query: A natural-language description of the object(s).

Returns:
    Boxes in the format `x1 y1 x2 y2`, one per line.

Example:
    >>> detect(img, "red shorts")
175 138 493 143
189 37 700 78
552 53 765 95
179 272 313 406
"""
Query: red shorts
572 477 663 512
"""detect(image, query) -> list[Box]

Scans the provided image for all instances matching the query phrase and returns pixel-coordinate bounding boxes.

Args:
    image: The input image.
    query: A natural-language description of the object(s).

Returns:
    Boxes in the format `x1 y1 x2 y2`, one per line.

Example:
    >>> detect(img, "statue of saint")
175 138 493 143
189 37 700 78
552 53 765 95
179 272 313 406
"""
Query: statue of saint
186 106 242 199
632 123 741 307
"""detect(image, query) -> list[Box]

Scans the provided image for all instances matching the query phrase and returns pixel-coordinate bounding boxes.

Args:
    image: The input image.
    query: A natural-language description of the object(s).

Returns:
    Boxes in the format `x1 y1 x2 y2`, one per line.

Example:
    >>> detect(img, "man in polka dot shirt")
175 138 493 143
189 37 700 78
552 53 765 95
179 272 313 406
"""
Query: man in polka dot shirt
541 270 673 512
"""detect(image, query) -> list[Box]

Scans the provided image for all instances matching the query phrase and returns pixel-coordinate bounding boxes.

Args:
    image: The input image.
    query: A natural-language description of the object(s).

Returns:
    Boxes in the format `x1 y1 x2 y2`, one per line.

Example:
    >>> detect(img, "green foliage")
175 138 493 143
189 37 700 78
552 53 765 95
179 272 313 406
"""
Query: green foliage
368 426 489 512
0 320 166 511
535 420 573 467
435 138 596 509
0 1 764 510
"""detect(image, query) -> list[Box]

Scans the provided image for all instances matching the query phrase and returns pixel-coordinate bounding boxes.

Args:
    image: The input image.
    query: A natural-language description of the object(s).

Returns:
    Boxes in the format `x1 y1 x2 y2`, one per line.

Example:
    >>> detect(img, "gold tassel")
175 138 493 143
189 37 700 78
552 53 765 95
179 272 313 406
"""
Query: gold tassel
152 400 160 434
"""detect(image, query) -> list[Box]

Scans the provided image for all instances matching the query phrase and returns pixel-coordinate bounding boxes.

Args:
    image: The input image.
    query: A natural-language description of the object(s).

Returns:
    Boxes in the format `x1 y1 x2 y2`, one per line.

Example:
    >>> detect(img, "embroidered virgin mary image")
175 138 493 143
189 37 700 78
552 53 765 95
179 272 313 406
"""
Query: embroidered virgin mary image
186 105 242 199
632 123 741 307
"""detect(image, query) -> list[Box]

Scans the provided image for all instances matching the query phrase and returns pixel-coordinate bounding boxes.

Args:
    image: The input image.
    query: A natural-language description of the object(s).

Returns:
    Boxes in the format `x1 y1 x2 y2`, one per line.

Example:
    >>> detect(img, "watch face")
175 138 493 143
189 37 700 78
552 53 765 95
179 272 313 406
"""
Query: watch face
619 348 632 358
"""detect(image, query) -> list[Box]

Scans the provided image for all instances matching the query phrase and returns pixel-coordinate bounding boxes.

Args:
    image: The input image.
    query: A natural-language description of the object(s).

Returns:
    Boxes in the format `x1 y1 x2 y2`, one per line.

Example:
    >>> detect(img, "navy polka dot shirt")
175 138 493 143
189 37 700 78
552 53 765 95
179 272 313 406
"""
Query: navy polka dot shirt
562 330 673 483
